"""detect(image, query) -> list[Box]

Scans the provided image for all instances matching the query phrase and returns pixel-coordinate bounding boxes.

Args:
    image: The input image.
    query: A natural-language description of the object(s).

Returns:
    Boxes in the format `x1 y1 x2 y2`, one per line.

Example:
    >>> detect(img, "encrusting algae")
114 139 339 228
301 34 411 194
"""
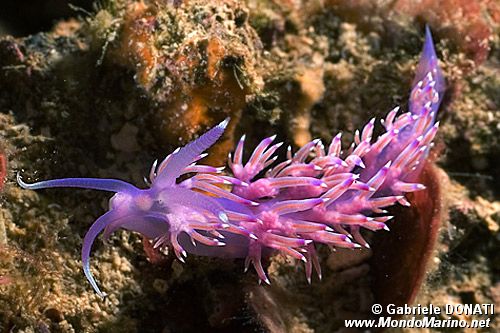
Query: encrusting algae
106 0 264 164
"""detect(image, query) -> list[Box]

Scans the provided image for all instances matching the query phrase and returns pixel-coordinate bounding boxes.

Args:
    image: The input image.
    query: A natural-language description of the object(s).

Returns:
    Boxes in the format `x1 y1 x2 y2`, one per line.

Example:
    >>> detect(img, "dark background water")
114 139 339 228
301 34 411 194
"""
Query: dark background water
0 0 94 36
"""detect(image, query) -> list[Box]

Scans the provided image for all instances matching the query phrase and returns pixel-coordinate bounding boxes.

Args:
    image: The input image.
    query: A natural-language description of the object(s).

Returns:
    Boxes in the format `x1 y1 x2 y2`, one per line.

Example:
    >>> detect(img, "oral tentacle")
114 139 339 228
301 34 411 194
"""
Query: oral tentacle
17 174 138 193
82 211 127 298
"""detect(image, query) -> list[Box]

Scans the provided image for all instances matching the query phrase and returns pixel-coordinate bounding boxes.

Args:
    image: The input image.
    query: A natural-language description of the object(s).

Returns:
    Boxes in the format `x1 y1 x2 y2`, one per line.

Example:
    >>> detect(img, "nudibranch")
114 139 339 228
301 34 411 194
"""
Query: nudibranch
18 27 445 297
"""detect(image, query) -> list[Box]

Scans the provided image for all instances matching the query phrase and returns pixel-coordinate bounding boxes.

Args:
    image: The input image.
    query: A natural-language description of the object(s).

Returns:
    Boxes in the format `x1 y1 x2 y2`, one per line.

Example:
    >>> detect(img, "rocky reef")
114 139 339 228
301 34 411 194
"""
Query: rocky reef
0 1 498 332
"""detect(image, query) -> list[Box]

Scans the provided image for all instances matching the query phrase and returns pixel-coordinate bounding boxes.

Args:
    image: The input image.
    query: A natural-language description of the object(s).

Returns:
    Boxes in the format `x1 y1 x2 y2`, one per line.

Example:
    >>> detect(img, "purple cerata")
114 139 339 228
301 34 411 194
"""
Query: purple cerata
18 26 445 297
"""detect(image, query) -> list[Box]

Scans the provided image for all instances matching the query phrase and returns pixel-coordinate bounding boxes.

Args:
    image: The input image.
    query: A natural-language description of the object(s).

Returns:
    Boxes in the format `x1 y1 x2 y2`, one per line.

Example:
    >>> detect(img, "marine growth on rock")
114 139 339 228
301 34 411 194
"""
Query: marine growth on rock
18 27 445 298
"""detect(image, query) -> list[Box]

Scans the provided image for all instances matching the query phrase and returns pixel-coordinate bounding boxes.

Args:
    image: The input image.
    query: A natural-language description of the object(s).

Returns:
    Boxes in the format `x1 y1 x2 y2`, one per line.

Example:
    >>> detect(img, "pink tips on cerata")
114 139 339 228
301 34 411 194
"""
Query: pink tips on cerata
17 27 445 295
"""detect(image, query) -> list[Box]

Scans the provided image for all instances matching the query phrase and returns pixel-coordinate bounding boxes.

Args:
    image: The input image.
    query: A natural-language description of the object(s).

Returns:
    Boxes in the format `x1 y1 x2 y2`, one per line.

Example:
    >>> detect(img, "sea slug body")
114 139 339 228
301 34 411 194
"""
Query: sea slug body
18 27 445 297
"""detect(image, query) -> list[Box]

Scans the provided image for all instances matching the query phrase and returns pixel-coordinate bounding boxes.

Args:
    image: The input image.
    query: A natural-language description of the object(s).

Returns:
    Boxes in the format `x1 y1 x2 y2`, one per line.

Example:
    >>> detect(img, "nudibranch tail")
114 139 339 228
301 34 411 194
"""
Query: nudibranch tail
411 25 445 118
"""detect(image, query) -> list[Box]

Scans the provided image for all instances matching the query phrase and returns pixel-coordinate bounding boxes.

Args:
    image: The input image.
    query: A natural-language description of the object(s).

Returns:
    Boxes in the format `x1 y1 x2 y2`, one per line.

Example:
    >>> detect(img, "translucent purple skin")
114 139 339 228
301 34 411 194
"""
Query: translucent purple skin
18 28 445 297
